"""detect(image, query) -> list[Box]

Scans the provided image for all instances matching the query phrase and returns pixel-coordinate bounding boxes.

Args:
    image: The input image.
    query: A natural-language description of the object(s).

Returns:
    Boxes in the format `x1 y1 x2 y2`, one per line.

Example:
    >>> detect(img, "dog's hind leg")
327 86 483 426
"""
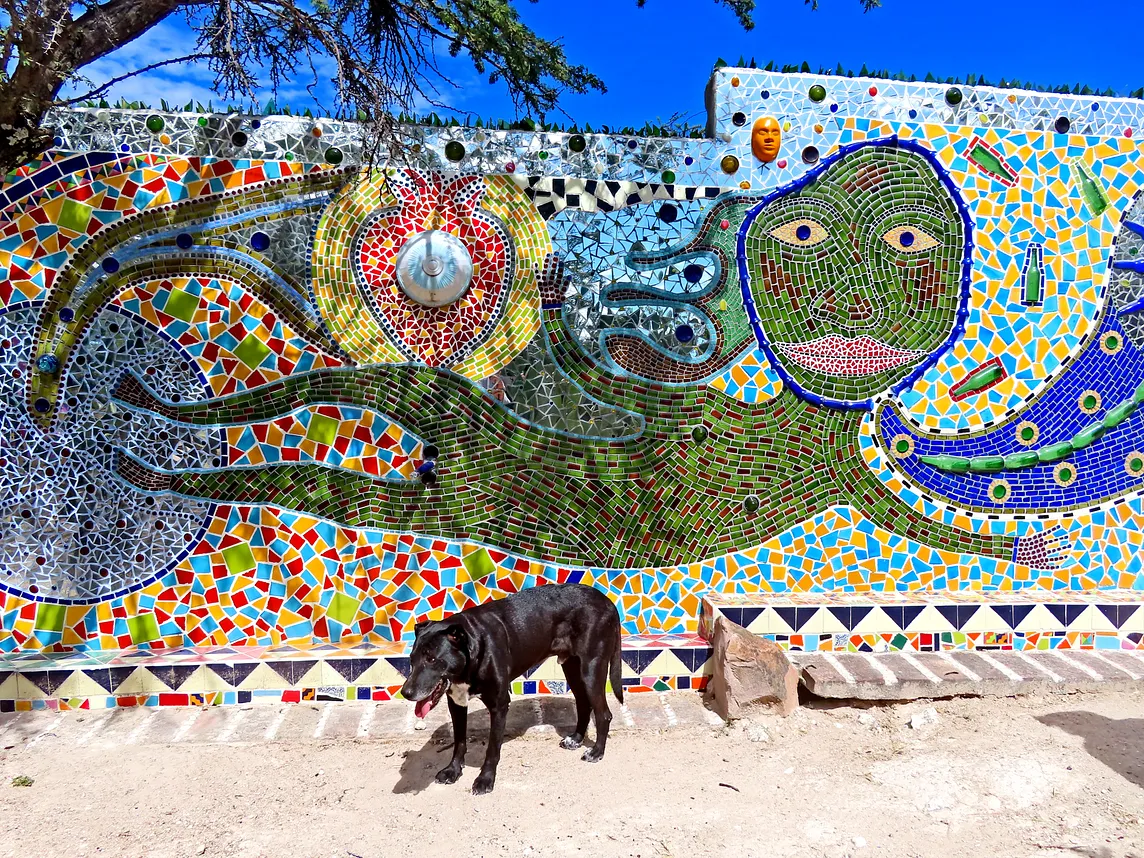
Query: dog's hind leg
435 698 468 785
559 657 591 750
472 691 509 795
579 655 613 763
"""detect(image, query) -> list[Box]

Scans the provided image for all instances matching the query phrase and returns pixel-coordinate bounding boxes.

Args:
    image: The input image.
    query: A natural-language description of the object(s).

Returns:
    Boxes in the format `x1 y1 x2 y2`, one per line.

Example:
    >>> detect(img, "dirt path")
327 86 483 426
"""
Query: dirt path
1 689 1142 858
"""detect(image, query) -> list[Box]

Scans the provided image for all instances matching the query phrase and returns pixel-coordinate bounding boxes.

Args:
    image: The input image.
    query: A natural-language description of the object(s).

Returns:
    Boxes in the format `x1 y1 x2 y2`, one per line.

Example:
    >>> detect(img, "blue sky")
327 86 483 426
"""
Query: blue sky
68 0 1144 126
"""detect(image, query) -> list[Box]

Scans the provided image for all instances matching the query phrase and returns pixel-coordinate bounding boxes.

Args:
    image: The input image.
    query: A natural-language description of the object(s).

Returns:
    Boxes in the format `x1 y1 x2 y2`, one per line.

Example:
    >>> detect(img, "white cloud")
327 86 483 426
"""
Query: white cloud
56 16 509 120
60 19 220 107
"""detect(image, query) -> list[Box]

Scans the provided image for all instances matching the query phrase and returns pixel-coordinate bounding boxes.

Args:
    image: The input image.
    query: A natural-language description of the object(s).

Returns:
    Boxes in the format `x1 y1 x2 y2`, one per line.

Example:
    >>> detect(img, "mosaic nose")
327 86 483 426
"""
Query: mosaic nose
810 281 884 331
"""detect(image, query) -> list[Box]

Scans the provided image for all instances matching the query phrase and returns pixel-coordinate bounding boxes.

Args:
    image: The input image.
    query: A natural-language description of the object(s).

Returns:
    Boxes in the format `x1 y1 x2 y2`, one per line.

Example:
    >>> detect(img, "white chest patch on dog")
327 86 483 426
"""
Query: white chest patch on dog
447 683 469 706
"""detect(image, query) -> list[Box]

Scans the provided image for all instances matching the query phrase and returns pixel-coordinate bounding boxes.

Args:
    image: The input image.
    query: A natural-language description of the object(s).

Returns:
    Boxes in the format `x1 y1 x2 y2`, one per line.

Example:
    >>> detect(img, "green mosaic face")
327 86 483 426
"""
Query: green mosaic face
743 144 966 404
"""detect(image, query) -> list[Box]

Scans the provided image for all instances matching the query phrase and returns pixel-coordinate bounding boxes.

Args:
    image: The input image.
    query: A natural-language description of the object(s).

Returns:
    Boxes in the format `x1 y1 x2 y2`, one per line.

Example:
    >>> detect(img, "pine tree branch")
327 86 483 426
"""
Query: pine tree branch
60 52 213 103
68 0 210 68
1 0 18 74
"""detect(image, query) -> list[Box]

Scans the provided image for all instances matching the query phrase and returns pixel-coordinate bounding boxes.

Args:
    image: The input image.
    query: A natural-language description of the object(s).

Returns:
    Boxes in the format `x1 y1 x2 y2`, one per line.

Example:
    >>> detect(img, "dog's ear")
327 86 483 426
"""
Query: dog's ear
445 624 468 650
413 620 430 638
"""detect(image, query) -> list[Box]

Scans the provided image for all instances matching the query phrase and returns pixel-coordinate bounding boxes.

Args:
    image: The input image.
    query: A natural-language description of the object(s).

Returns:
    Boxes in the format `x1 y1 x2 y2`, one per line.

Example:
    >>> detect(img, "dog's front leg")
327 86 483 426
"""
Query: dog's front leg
471 691 509 795
435 698 467 785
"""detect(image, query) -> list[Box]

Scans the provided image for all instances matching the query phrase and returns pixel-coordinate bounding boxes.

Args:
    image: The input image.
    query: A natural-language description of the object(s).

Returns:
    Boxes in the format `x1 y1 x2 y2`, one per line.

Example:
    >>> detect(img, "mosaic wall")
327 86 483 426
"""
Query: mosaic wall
4 70 1144 656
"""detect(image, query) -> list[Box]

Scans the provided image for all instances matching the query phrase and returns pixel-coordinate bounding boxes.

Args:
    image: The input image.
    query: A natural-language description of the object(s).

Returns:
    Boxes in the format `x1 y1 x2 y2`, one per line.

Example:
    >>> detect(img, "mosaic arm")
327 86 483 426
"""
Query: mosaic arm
112 364 679 481
113 440 649 564
114 449 503 533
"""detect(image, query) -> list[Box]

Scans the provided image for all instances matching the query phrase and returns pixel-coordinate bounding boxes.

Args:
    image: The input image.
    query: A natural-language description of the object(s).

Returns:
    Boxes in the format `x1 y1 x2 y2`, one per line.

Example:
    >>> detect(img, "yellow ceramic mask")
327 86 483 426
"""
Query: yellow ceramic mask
752 117 782 163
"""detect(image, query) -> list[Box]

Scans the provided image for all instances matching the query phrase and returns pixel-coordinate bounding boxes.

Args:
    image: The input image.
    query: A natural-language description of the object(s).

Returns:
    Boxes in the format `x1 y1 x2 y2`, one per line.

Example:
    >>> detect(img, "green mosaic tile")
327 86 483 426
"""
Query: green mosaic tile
162 287 199 323
327 592 361 625
127 613 161 644
57 199 93 233
221 543 257 575
34 603 65 633
305 413 338 446
234 332 272 369
462 547 496 582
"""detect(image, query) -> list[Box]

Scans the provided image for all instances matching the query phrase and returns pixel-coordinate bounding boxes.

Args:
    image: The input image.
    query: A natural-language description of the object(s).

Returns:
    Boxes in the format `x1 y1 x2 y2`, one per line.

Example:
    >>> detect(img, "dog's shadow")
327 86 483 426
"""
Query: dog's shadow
1037 711 1144 789
393 697 579 794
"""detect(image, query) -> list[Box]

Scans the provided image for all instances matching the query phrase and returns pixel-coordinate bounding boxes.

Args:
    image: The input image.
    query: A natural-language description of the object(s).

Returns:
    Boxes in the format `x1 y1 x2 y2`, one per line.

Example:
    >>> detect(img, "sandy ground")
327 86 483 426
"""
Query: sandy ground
1 688 1142 858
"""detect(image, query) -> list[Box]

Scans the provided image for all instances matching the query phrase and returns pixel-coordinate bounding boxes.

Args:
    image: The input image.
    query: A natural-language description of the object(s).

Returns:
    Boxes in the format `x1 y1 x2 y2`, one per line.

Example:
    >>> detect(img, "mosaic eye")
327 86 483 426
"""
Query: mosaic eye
881 224 940 253
769 218 829 248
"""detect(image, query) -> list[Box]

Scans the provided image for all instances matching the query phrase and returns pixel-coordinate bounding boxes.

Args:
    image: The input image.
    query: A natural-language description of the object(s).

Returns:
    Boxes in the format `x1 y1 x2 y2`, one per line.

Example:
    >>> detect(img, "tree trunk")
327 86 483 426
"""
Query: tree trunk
0 87 56 176
0 0 185 178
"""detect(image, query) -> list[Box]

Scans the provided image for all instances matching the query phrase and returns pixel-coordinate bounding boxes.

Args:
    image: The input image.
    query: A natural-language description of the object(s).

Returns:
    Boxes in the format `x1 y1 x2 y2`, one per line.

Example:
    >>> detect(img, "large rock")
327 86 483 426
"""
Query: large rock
706 615 799 718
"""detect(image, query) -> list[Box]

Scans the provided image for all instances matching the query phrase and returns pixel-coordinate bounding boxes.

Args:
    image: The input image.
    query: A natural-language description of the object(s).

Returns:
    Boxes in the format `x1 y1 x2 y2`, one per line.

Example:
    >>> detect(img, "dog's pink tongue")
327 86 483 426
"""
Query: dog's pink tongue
415 697 434 719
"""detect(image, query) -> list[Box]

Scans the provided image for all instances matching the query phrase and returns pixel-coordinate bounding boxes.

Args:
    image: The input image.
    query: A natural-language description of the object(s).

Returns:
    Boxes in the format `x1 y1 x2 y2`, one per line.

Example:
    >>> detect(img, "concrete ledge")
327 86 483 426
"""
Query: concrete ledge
794 650 1144 700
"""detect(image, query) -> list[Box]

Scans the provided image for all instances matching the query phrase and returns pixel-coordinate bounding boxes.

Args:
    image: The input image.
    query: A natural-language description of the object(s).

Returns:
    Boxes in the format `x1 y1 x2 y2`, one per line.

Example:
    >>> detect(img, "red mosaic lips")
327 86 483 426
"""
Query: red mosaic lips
775 335 925 376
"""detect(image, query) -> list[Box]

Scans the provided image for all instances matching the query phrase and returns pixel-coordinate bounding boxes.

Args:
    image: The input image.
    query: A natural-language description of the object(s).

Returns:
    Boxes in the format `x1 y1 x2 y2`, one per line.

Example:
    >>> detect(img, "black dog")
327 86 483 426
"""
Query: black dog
399 583 624 794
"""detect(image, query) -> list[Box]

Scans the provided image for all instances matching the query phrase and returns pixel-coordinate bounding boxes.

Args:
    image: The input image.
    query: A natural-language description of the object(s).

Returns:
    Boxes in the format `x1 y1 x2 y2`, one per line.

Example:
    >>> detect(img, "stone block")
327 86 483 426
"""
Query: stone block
705 615 798 719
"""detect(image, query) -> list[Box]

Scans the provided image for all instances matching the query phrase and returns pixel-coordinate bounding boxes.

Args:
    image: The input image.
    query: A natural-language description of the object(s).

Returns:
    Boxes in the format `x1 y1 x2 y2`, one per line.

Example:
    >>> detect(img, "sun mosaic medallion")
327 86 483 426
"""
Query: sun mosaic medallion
312 168 550 379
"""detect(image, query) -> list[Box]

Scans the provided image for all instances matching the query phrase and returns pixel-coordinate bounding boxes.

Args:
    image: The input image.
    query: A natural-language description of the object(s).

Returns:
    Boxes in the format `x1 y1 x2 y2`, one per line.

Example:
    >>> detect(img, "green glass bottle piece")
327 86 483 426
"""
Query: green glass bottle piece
1022 244 1043 305
1134 380 1144 404
956 363 1004 395
1071 422 1106 449
1074 161 1109 217
1003 450 1041 469
968 455 1007 473
968 143 1008 181
1024 264 1041 304
919 454 971 473
1037 442 1073 463
1103 399 1137 429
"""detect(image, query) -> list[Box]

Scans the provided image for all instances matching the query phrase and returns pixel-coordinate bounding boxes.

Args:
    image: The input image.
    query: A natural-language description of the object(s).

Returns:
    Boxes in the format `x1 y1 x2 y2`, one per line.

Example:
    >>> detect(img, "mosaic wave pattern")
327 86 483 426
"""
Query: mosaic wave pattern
4 71 1144 660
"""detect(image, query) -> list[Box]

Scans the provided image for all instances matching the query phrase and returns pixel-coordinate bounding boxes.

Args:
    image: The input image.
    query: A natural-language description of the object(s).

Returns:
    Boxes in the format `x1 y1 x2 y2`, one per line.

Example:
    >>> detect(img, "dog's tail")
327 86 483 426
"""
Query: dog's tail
610 623 624 705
